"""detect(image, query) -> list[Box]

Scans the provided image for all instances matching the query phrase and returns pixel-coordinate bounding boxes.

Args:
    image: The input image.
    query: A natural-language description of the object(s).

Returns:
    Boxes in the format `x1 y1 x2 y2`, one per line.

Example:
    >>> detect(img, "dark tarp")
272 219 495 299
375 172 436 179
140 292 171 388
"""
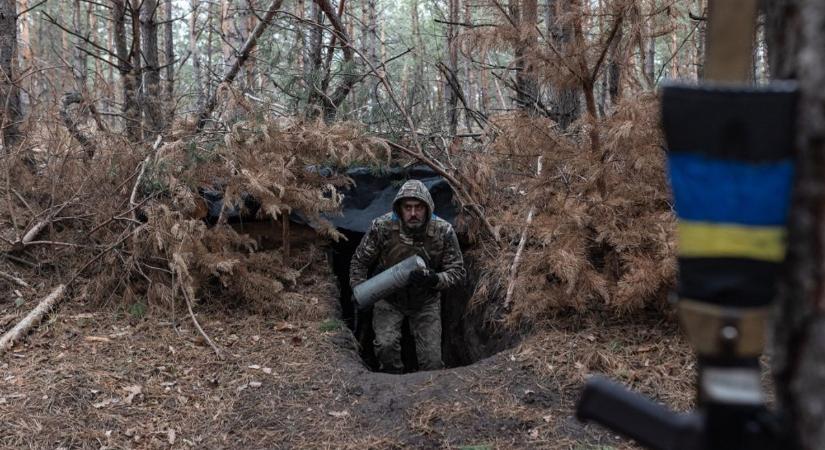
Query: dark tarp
326 165 457 232
202 165 456 230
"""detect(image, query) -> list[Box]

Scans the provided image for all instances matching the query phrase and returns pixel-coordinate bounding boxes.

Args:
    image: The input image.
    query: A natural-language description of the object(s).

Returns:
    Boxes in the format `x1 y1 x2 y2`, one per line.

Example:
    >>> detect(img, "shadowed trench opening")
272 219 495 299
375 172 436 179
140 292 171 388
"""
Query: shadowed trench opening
329 227 520 373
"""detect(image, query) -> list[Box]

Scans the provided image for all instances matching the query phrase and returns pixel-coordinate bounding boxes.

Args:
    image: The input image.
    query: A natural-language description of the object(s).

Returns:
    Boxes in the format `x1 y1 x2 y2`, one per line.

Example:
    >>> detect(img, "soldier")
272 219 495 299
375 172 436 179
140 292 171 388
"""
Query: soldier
350 179 466 373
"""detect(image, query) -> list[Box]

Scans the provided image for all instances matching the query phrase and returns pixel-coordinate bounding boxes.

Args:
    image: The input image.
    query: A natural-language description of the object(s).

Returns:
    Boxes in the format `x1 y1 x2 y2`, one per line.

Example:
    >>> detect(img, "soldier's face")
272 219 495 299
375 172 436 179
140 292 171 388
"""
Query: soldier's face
400 199 427 229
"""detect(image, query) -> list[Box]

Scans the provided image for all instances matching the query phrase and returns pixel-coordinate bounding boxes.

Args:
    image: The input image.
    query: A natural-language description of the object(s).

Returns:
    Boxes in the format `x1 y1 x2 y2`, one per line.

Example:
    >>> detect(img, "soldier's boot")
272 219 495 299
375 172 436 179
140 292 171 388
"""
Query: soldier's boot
411 300 444 371
372 300 404 374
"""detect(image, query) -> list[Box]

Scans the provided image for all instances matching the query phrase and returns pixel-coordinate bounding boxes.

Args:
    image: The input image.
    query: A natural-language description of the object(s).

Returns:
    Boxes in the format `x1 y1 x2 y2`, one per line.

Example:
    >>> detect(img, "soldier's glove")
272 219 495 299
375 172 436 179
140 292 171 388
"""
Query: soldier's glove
409 268 439 288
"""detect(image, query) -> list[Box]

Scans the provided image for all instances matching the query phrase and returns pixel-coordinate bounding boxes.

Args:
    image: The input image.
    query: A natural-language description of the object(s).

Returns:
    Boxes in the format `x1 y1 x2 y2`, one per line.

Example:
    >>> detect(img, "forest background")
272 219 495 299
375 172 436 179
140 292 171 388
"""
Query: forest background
2 0 825 448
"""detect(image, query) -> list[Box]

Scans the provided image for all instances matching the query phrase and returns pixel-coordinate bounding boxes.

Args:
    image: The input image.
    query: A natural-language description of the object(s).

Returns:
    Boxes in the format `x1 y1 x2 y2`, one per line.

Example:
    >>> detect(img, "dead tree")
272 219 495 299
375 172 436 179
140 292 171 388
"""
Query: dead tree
0 0 21 148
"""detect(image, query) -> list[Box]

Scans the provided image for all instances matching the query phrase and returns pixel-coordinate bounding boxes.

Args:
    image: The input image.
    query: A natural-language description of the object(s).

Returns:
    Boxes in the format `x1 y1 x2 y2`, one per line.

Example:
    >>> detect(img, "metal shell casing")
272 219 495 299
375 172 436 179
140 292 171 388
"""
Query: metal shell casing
352 255 426 310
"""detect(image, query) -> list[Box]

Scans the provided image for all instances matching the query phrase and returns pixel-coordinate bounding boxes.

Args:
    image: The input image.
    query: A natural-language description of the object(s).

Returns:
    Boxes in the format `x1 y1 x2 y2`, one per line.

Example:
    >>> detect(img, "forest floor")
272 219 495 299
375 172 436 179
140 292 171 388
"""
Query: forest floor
0 247 695 449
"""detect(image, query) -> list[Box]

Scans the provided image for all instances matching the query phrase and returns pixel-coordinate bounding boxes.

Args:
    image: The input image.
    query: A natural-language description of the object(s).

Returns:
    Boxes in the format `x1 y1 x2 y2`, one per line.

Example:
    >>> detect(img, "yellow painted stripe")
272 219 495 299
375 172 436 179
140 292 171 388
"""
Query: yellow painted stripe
678 222 786 262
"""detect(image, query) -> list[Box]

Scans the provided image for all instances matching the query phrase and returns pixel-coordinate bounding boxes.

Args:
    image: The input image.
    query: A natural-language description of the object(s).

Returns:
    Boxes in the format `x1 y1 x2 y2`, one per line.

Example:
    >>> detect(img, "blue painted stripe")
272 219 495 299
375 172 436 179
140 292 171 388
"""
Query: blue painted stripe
668 152 794 226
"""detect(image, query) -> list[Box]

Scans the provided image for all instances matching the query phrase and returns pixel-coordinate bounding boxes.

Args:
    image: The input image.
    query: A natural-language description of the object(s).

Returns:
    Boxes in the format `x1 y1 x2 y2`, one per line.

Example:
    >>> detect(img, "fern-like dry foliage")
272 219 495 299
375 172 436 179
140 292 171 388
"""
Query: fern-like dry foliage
469 94 676 324
0 112 383 317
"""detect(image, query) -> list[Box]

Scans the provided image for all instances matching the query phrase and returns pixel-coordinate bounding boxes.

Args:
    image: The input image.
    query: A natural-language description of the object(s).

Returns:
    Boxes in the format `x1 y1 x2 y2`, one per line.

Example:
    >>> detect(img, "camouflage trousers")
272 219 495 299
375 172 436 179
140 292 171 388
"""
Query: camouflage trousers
373 300 444 373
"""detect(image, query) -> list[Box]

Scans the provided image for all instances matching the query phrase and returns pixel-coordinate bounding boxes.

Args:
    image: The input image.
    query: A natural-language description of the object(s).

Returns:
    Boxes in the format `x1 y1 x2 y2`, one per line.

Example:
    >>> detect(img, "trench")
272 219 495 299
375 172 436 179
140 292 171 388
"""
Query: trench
329 228 521 372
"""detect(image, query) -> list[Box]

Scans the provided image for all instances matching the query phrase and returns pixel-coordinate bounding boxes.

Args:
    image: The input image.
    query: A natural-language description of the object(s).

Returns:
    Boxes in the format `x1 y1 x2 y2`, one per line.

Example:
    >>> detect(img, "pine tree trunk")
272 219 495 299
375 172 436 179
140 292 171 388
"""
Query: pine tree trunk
547 0 581 129
17 0 31 115
517 0 539 115
88 2 100 93
164 0 174 118
764 1 825 448
244 0 257 90
607 24 623 108
0 0 20 148
189 0 204 109
368 0 377 65
141 0 163 137
112 0 141 141
72 0 87 88
695 0 706 79
408 0 425 120
221 0 233 71
445 0 459 134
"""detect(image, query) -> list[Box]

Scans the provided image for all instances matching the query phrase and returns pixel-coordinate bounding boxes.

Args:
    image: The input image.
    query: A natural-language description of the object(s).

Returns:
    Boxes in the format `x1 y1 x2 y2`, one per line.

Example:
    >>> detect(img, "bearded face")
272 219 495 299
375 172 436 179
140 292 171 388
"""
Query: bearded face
400 199 427 230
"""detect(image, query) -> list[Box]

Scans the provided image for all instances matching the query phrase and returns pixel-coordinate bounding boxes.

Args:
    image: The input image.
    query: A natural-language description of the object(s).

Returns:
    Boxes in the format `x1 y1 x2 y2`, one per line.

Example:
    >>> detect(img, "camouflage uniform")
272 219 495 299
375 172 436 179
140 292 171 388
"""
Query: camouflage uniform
350 180 465 372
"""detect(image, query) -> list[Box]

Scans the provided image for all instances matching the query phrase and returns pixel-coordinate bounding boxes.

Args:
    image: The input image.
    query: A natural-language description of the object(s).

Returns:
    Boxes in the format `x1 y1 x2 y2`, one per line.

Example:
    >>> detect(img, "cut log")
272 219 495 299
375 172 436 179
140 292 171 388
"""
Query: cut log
0 284 66 355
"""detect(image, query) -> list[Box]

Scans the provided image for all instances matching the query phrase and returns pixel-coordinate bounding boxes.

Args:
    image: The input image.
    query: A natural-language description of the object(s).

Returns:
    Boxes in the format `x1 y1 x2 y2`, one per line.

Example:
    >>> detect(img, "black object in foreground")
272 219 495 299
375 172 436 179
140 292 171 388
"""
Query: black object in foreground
576 376 702 450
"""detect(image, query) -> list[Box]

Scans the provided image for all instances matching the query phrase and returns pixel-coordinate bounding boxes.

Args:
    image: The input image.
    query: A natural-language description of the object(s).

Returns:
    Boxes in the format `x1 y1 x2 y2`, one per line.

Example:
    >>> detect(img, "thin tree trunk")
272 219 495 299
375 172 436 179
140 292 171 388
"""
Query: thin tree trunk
607 22 623 108
164 0 174 119
548 0 581 129
72 0 87 88
464 1 476 112
221 0 233 71
445 0 460 134
17 0 31 115
113 0 141 141
141 0 163 137
244 0 257 90
207 0 215 98
408 0 425 120
189 0 204 109
517 0 539 115
695 0 706 79
304 0 324 115
88 2 100 93
0 0 21 148
645 0 656 84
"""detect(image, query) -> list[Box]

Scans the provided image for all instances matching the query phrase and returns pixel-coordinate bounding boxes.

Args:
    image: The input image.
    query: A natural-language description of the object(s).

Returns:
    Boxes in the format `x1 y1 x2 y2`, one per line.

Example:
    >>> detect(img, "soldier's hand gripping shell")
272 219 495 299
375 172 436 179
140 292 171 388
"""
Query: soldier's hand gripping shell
409 268 438 288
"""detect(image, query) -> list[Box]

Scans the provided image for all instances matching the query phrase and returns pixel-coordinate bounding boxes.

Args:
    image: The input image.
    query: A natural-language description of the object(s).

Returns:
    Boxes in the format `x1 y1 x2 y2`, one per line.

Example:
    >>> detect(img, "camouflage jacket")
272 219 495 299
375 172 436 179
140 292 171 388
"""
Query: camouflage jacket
350 180 466 311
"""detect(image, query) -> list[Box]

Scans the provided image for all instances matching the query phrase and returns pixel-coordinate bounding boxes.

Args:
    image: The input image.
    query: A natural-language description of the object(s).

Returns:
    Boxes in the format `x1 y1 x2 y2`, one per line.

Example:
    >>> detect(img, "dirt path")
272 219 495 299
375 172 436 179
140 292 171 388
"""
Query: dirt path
0 264 693 449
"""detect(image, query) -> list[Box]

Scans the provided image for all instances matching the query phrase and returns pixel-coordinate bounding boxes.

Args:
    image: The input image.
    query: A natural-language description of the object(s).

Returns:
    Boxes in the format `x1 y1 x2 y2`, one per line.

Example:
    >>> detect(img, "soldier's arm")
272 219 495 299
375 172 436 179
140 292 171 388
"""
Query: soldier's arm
349 220 382 288
434 225 465 290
